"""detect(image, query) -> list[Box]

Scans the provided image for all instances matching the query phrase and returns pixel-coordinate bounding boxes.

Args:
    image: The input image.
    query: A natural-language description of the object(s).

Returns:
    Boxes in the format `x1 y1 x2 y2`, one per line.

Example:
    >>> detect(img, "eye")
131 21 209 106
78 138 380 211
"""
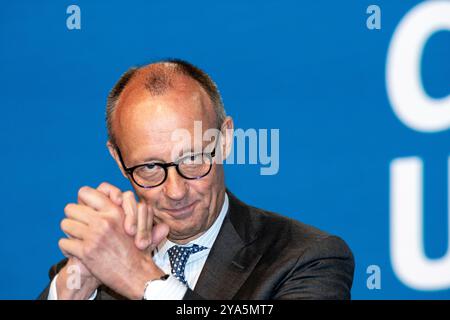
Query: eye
135 163 162 178
145 163 156 170
139 163 159 174
181 153 202 165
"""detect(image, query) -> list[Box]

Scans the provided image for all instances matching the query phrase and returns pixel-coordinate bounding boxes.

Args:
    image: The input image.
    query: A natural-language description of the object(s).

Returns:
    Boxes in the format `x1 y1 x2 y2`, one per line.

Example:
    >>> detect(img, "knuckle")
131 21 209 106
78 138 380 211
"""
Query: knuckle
60 218 68 231
78 186 90 198
123 190 135 200
130 212 138 224
137 228 148 240
124 215 133 228
97 181 109 189
82 243 93 259
98 220 109 233
107 206 122 218
138 201 147 212
83 236 100 256
58 238 65 250
63 203 75 216
98 218 113 234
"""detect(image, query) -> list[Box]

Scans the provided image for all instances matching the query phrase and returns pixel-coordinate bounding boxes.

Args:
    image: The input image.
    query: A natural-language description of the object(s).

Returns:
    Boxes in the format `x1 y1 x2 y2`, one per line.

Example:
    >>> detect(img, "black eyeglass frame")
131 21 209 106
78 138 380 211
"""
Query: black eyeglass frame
115 146 217 189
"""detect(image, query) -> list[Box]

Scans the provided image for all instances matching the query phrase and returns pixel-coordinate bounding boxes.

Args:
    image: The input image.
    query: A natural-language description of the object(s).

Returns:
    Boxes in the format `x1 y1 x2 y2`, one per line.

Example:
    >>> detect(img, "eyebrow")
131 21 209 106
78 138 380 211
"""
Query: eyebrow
180 147 204 155
139 145 213 164
138 150 193 164
179 144 216 156
140 156 167 164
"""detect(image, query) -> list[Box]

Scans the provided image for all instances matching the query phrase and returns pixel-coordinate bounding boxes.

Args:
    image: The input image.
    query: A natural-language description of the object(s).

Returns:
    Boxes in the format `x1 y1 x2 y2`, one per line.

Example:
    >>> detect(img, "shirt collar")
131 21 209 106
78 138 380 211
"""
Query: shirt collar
154 193 229 259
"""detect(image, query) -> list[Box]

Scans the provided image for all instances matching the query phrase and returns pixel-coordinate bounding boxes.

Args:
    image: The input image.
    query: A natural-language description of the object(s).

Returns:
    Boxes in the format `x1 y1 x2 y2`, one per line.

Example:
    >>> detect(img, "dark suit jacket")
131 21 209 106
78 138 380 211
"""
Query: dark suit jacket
38 190 355 300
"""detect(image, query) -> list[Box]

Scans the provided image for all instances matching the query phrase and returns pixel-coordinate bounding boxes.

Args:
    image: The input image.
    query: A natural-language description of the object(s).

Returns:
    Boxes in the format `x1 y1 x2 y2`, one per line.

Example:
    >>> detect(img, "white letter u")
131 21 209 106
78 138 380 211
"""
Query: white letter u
390 156 450 290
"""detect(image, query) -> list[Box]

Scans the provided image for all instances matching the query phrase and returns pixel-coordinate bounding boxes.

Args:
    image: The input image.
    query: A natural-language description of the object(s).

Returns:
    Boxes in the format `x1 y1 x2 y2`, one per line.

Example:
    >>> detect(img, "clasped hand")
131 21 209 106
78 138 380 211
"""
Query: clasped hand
56 182 169 300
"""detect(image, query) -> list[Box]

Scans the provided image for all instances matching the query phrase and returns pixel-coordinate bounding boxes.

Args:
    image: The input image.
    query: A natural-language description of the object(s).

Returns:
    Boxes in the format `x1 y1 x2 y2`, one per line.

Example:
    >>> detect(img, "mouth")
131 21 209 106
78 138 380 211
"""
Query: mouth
162 201 198 219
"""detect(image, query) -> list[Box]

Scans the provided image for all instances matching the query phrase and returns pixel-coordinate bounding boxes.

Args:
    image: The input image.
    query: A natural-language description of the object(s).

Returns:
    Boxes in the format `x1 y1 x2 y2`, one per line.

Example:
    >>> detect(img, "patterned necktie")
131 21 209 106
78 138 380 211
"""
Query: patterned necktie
167 244 207 286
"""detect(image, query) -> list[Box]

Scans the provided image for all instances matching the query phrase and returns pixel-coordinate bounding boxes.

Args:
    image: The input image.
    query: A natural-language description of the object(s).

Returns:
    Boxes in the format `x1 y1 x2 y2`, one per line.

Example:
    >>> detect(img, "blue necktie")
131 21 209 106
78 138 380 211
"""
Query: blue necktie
167 244 207 286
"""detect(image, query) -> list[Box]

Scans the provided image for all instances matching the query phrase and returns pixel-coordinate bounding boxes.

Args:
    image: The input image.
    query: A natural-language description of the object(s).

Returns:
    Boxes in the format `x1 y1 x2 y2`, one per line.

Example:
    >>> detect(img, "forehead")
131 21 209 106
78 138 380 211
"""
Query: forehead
113 76 217 164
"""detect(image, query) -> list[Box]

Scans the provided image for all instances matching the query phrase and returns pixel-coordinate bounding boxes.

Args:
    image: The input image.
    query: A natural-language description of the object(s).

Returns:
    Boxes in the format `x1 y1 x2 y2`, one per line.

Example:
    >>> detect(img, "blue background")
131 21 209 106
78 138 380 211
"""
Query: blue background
0 0 449 299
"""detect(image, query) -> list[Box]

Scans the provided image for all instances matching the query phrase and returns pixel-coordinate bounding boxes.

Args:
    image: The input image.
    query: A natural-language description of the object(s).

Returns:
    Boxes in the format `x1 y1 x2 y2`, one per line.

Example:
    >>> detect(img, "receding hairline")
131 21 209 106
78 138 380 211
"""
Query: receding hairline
115 74 217 132
119 65 210 107
106 59 226 148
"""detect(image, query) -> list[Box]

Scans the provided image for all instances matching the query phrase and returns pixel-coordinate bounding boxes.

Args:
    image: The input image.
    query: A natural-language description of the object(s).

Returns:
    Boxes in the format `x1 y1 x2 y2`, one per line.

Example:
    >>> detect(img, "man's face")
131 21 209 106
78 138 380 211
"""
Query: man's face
110 77 229 244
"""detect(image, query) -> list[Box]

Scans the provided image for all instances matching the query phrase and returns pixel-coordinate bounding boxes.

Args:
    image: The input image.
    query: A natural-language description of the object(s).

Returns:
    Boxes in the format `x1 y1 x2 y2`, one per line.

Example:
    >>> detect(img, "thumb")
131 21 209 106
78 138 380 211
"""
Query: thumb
150 223 170 251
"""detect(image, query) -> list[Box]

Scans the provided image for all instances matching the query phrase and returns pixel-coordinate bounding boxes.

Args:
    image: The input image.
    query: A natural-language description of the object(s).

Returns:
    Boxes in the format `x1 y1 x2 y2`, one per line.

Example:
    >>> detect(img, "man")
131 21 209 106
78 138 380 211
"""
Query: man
38 59 354 300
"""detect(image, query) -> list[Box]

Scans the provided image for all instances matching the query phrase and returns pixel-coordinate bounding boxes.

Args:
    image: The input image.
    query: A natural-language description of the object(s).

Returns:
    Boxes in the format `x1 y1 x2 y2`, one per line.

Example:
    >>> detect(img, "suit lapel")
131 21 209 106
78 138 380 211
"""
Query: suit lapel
192 190 262 299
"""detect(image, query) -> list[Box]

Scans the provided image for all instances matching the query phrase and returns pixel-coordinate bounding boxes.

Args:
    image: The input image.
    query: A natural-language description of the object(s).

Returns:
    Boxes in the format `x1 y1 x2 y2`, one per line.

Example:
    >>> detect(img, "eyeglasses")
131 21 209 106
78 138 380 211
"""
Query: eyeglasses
115 147 217 188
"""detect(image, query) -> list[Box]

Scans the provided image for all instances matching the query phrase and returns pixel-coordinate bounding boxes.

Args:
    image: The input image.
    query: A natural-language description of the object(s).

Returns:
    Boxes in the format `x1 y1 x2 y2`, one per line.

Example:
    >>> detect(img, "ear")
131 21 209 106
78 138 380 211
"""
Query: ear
220 116 234 161
106 141 128 179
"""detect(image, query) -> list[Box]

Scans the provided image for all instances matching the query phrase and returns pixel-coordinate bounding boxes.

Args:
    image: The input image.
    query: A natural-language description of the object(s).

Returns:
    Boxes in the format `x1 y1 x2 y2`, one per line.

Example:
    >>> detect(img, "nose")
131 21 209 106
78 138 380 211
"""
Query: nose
163 167 188 201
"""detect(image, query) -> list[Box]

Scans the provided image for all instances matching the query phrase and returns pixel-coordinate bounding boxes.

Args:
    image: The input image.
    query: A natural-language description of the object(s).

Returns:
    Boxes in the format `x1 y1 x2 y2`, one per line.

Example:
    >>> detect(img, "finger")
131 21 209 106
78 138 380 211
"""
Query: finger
123 191 137 236
59 245 72 258
135 202 151 250
77 186 115 212
145 202 154 247
60 218 88 240
146 203 154 236
78 190 87 206
60 249 71 258
64 203 94 225
58 238 83 259
150 223 170 251
97 182 123 206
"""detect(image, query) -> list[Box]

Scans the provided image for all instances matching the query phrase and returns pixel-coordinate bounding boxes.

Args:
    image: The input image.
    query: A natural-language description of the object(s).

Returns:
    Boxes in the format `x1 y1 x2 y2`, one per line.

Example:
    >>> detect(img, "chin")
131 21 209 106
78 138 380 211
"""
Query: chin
168 225 200 242
168 213 209 238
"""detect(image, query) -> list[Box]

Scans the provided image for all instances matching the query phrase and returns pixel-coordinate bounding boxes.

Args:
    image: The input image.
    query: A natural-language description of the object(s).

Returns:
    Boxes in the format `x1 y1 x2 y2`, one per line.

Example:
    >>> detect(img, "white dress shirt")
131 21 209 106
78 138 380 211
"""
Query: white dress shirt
48 193 229 300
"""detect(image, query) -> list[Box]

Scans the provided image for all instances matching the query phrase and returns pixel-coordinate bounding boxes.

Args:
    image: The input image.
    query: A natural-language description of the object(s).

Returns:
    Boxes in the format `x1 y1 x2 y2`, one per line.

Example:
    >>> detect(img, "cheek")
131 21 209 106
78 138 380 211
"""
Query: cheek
188 179 216 208
134 188 158 208
190 183 221 220
192 164 223 193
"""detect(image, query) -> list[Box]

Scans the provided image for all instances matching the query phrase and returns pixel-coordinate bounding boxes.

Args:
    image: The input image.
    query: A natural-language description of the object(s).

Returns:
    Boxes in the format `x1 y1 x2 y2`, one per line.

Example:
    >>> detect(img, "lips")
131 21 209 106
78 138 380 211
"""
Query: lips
162 201 198 219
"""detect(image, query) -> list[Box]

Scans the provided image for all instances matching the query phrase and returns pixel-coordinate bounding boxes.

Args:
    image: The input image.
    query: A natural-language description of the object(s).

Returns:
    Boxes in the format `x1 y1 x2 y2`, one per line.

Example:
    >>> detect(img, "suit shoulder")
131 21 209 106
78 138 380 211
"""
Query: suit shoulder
242 201 351 256
246 203 329 239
